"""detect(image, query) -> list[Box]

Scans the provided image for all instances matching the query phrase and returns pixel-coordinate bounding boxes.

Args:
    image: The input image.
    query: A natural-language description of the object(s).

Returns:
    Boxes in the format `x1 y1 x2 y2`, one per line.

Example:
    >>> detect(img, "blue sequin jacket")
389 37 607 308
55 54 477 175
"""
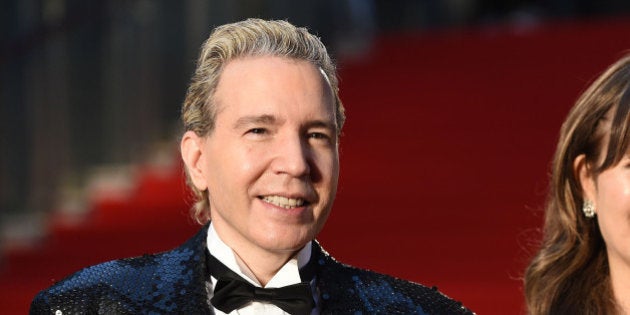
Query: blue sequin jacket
30 226 473 314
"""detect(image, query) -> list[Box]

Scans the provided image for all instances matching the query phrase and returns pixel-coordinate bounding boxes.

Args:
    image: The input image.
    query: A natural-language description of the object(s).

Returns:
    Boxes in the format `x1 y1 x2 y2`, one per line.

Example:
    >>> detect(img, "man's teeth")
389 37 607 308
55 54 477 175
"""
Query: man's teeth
262 196 305 208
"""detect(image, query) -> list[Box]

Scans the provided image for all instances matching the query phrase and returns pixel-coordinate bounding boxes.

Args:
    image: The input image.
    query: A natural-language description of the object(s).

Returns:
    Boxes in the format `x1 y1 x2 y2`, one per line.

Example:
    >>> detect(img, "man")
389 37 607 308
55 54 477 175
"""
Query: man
30 19 473 314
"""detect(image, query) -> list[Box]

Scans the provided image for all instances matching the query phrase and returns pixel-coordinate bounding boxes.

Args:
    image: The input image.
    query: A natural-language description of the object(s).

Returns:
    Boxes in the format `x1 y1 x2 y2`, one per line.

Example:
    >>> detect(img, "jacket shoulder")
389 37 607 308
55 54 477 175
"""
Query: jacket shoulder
30 227 211 314
316 246 473 315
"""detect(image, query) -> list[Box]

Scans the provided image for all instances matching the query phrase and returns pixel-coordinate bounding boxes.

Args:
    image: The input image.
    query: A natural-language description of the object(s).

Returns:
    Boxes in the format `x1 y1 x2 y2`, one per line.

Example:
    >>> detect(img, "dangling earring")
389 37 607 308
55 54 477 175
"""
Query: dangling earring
583 200 596 218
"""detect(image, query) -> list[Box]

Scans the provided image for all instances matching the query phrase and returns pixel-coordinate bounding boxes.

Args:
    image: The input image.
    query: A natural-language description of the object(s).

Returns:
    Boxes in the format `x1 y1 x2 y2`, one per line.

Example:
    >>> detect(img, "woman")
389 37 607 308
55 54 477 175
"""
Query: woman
525 54 630 314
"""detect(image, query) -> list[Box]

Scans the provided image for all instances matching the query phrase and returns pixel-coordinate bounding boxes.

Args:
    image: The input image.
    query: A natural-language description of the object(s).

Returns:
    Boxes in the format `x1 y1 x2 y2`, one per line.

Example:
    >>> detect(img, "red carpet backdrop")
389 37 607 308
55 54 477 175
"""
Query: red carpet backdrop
3 18 630 314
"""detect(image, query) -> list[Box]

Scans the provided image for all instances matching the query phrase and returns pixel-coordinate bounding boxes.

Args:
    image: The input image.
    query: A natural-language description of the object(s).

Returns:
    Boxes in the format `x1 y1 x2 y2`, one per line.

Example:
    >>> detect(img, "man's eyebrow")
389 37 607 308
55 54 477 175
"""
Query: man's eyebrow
233 115 278 129
305 120 337 132
233 115 337 132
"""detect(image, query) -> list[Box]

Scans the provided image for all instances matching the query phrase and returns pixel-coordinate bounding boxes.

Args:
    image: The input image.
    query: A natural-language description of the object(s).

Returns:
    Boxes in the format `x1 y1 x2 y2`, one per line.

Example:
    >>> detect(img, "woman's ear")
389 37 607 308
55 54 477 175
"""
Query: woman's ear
181 131 208 191
574 154 597 207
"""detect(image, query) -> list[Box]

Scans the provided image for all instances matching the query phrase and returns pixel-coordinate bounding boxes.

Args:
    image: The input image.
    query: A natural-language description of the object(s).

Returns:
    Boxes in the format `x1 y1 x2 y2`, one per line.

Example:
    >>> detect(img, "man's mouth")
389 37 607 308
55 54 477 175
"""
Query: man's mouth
259 195 309 209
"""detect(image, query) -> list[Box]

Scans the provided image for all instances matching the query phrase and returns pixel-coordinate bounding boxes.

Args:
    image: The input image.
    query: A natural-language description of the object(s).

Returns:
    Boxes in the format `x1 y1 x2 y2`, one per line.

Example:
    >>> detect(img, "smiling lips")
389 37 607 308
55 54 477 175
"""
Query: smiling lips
260 195 309 209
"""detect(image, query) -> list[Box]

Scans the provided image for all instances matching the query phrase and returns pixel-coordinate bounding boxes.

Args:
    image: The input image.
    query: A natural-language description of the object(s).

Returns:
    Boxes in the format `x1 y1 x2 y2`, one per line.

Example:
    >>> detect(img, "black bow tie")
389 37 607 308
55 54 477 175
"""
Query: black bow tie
207 250 316 314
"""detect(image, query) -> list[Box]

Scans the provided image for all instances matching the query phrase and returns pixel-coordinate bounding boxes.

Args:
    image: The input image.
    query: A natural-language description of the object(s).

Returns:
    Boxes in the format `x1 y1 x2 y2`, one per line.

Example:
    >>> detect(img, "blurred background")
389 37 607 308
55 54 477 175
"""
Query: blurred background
2 0 630 314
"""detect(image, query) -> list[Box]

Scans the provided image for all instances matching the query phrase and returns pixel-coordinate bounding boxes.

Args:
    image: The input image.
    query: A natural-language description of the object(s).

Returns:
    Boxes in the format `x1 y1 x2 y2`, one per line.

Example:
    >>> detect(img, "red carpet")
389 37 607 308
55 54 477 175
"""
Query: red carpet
3 18 630 314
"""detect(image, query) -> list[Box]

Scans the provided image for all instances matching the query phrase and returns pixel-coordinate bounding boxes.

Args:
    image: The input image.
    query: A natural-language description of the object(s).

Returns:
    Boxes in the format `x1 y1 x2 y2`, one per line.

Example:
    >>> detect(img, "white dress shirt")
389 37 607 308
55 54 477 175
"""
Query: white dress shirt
206 223 319 314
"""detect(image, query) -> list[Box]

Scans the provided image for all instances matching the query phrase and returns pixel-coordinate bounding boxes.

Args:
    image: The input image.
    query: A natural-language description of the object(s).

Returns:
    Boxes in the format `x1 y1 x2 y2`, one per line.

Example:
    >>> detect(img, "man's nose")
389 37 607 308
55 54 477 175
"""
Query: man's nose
272 135 311 177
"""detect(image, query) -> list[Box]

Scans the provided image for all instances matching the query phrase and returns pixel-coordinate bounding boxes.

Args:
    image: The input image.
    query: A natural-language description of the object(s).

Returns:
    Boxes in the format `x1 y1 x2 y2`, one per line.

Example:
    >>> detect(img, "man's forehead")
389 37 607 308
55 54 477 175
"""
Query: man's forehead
212 56 335 119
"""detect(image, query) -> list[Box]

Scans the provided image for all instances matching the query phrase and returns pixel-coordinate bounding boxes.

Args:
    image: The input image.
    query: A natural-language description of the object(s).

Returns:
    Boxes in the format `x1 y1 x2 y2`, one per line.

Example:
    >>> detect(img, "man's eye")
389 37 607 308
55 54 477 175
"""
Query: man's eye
247 128 266 135
308 132 329 140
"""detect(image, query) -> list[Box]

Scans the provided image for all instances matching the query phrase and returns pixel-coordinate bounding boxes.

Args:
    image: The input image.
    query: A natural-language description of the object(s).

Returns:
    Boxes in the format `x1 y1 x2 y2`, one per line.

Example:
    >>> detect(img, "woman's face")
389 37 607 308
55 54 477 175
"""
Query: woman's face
576 150 630 290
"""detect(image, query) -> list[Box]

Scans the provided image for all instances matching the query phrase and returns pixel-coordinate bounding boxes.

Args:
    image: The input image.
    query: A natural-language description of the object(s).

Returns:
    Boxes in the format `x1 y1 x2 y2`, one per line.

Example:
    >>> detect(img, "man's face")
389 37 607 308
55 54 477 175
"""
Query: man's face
194 56 339 255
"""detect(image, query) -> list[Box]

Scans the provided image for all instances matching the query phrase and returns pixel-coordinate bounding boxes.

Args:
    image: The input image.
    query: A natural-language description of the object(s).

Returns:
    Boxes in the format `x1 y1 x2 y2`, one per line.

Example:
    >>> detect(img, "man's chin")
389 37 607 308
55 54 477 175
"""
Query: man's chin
254 228 314 253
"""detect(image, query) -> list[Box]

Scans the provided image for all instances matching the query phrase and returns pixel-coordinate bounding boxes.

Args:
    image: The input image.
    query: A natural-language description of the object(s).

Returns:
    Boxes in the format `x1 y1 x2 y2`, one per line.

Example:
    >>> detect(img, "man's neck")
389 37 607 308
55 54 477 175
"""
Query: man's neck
231 246 294 286
210 223 302 287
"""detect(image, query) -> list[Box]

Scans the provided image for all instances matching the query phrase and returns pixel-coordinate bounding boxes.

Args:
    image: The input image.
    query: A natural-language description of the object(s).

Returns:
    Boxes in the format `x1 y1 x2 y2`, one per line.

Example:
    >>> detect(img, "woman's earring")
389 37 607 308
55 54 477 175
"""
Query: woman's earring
583 200 596 218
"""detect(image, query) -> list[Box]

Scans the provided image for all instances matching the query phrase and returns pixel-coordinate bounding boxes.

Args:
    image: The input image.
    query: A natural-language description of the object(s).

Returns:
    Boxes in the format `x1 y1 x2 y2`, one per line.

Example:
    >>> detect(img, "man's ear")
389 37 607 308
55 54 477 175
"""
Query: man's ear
181 130 208 191
574 154 596 207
